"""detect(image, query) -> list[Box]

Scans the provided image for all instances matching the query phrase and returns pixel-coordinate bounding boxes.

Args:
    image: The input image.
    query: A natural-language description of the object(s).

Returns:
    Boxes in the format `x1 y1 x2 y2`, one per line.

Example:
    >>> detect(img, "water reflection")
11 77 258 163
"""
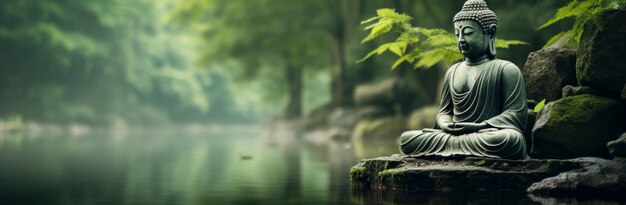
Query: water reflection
0 126 622 204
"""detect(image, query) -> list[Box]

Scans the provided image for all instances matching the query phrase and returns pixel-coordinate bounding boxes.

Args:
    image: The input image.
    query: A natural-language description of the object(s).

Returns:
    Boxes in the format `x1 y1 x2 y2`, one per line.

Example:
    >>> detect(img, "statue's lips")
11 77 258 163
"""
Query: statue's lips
459 44 469 52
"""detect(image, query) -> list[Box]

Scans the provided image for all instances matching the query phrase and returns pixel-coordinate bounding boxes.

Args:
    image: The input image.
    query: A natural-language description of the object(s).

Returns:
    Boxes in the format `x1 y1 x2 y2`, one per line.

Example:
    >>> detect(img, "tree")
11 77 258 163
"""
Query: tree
171 0 333 119
0 0 244 124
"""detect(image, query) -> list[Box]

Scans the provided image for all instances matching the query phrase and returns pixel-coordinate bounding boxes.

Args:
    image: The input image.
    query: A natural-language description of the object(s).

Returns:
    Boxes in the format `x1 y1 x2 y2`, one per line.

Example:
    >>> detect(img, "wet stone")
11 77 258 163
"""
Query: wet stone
350 156 626 195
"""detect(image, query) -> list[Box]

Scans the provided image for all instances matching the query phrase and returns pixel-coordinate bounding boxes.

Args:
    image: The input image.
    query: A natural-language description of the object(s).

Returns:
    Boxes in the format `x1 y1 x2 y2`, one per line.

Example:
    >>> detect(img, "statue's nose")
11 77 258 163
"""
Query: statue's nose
458 35 466 43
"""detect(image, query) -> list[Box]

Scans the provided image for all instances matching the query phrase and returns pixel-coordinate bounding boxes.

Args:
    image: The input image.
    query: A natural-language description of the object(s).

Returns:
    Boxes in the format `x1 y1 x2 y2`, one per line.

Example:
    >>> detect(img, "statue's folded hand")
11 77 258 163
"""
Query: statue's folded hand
446 122 488 135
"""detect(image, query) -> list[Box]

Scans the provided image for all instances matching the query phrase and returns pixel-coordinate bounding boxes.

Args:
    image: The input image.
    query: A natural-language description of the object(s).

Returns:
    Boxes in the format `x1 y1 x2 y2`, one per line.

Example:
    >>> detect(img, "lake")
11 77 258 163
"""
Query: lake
0 125 618 204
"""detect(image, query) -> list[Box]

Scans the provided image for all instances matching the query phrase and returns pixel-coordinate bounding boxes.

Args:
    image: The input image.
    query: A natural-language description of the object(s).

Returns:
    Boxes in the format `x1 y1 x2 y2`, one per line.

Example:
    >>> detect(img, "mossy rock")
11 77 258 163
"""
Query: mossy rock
350 156 591 192
531 94 626 159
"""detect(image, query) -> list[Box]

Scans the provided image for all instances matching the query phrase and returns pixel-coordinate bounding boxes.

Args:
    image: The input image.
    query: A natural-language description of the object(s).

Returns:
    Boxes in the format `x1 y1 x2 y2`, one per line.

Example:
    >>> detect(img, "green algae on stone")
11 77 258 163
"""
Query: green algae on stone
350 156 625 193
350 166 367 179
377 169 402 179
532 94 626 158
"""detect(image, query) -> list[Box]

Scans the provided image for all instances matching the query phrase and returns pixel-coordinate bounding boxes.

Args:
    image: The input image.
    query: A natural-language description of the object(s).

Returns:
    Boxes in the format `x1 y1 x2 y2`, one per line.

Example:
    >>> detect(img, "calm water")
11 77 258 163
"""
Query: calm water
0 126 620 204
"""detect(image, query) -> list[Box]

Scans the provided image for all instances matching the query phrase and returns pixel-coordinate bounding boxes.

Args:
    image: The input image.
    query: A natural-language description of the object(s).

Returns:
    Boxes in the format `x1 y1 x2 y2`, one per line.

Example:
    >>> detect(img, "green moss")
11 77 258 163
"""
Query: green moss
539 94 624 157
378 169 402 179
614 157 626 163
474 160 486 166
350 166 367 179
547 94 617 125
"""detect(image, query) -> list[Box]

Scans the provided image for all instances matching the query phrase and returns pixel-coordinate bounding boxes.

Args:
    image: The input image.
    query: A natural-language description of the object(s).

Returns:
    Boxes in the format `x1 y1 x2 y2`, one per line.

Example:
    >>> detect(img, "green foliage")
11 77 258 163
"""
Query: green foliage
358 9 527 70
171 0 335 118
0 0 251 124
538 0 626 48
534 99 546 113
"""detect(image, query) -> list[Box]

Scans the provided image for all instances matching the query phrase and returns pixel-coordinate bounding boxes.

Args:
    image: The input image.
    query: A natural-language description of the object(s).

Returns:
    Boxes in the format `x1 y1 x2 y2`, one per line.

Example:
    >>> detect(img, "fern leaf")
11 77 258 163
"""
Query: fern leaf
538 0 595 30
397 32 420 44
361 20 393 43
412 27 448 36
391 49 420 70
356 42 398 62
388 42 407 57
495 39 528 48
376 8 396 16
391 57 407 70
361 16 381 25
542 31 570 48
425 34 457 47
356 49 379 63
414 48 460 68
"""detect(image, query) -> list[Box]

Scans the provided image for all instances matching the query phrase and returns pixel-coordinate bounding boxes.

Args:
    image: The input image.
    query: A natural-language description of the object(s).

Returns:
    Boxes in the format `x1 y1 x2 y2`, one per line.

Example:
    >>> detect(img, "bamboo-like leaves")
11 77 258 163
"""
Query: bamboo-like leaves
358 8 527 70
361 8 411 43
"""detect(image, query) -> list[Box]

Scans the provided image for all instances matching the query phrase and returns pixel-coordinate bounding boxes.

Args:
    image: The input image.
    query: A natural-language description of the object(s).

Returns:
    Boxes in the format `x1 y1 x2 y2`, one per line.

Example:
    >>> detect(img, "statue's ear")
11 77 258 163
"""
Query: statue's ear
488 24 497 58
488 24 497 38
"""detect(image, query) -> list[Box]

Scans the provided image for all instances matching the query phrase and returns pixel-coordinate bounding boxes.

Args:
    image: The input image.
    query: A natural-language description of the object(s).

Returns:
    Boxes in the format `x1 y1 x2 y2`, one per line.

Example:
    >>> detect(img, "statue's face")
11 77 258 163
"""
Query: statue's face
454 20 489 60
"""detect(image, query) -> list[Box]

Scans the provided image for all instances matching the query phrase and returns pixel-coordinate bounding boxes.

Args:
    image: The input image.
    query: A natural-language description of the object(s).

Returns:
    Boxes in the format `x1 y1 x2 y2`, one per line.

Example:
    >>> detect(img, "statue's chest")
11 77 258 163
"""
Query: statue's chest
452 65 482 93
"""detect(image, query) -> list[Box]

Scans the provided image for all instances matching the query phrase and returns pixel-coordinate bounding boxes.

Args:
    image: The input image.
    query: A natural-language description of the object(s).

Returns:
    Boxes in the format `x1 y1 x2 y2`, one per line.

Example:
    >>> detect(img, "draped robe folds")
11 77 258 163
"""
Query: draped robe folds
399 59 529 159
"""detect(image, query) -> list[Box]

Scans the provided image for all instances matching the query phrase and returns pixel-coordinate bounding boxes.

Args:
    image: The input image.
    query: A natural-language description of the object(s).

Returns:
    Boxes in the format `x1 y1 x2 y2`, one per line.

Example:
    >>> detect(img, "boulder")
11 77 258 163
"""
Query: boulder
577 9 626 96
523 47 577 101
531 94 626 159
527 157 626 196
407 105 438 130
561 85 599 98
351 116 406 140
607 133 626 159
350 156 626 195
354 78 411 108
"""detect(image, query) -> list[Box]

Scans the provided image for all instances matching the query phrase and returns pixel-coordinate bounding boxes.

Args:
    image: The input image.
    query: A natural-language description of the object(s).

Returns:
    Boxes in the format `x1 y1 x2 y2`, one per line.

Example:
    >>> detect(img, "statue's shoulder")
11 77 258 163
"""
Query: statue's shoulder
492 59 522 76
445 62 464 77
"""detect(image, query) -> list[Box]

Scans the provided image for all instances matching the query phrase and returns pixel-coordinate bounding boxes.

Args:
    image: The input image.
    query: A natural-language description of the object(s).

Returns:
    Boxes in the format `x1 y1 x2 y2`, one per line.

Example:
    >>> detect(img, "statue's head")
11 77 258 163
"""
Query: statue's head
453 0 497 61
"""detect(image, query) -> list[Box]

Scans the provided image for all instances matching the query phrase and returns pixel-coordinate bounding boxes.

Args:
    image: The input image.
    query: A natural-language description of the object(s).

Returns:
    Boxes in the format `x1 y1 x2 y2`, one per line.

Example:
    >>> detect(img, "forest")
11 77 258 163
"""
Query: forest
0 0 572 126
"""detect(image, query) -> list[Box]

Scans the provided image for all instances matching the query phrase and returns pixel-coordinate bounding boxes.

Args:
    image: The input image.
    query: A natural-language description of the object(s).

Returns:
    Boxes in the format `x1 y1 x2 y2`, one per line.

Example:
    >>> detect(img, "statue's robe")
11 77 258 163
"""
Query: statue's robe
400 59 529 159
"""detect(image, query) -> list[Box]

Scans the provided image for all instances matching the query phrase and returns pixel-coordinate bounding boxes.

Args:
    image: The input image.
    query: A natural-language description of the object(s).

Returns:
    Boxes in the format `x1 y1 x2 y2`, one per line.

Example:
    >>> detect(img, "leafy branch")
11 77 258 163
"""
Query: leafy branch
538 0 626 48
358 8 527 70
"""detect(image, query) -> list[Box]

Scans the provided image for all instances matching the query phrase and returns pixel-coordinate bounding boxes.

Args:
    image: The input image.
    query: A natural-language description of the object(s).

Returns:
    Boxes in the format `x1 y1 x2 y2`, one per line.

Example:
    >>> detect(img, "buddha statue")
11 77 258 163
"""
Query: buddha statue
399 0 529 159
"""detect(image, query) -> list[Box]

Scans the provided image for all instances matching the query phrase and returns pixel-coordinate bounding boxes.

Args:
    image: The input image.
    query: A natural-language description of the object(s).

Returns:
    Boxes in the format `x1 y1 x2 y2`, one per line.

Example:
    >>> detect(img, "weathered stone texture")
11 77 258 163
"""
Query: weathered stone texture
576 9 626 96
531 94 626 159
523 47 577 101
350 156 626 196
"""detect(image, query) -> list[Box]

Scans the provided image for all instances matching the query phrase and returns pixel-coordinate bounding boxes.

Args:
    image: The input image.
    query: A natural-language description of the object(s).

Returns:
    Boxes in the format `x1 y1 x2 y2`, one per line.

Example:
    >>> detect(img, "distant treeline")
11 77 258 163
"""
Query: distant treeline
0 0 252 125
0 0 568 125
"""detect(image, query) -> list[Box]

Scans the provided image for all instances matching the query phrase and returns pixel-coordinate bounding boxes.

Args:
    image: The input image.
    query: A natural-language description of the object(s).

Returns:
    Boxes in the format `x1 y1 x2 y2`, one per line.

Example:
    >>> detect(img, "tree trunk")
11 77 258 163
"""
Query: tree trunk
328 0 360 108
330 37 352 108
284 62 302 119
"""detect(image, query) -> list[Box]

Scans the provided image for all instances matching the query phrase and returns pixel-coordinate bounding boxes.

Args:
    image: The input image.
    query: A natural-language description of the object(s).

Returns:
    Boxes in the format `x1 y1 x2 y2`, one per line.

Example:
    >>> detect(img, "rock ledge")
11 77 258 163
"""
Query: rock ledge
350 156 626 195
